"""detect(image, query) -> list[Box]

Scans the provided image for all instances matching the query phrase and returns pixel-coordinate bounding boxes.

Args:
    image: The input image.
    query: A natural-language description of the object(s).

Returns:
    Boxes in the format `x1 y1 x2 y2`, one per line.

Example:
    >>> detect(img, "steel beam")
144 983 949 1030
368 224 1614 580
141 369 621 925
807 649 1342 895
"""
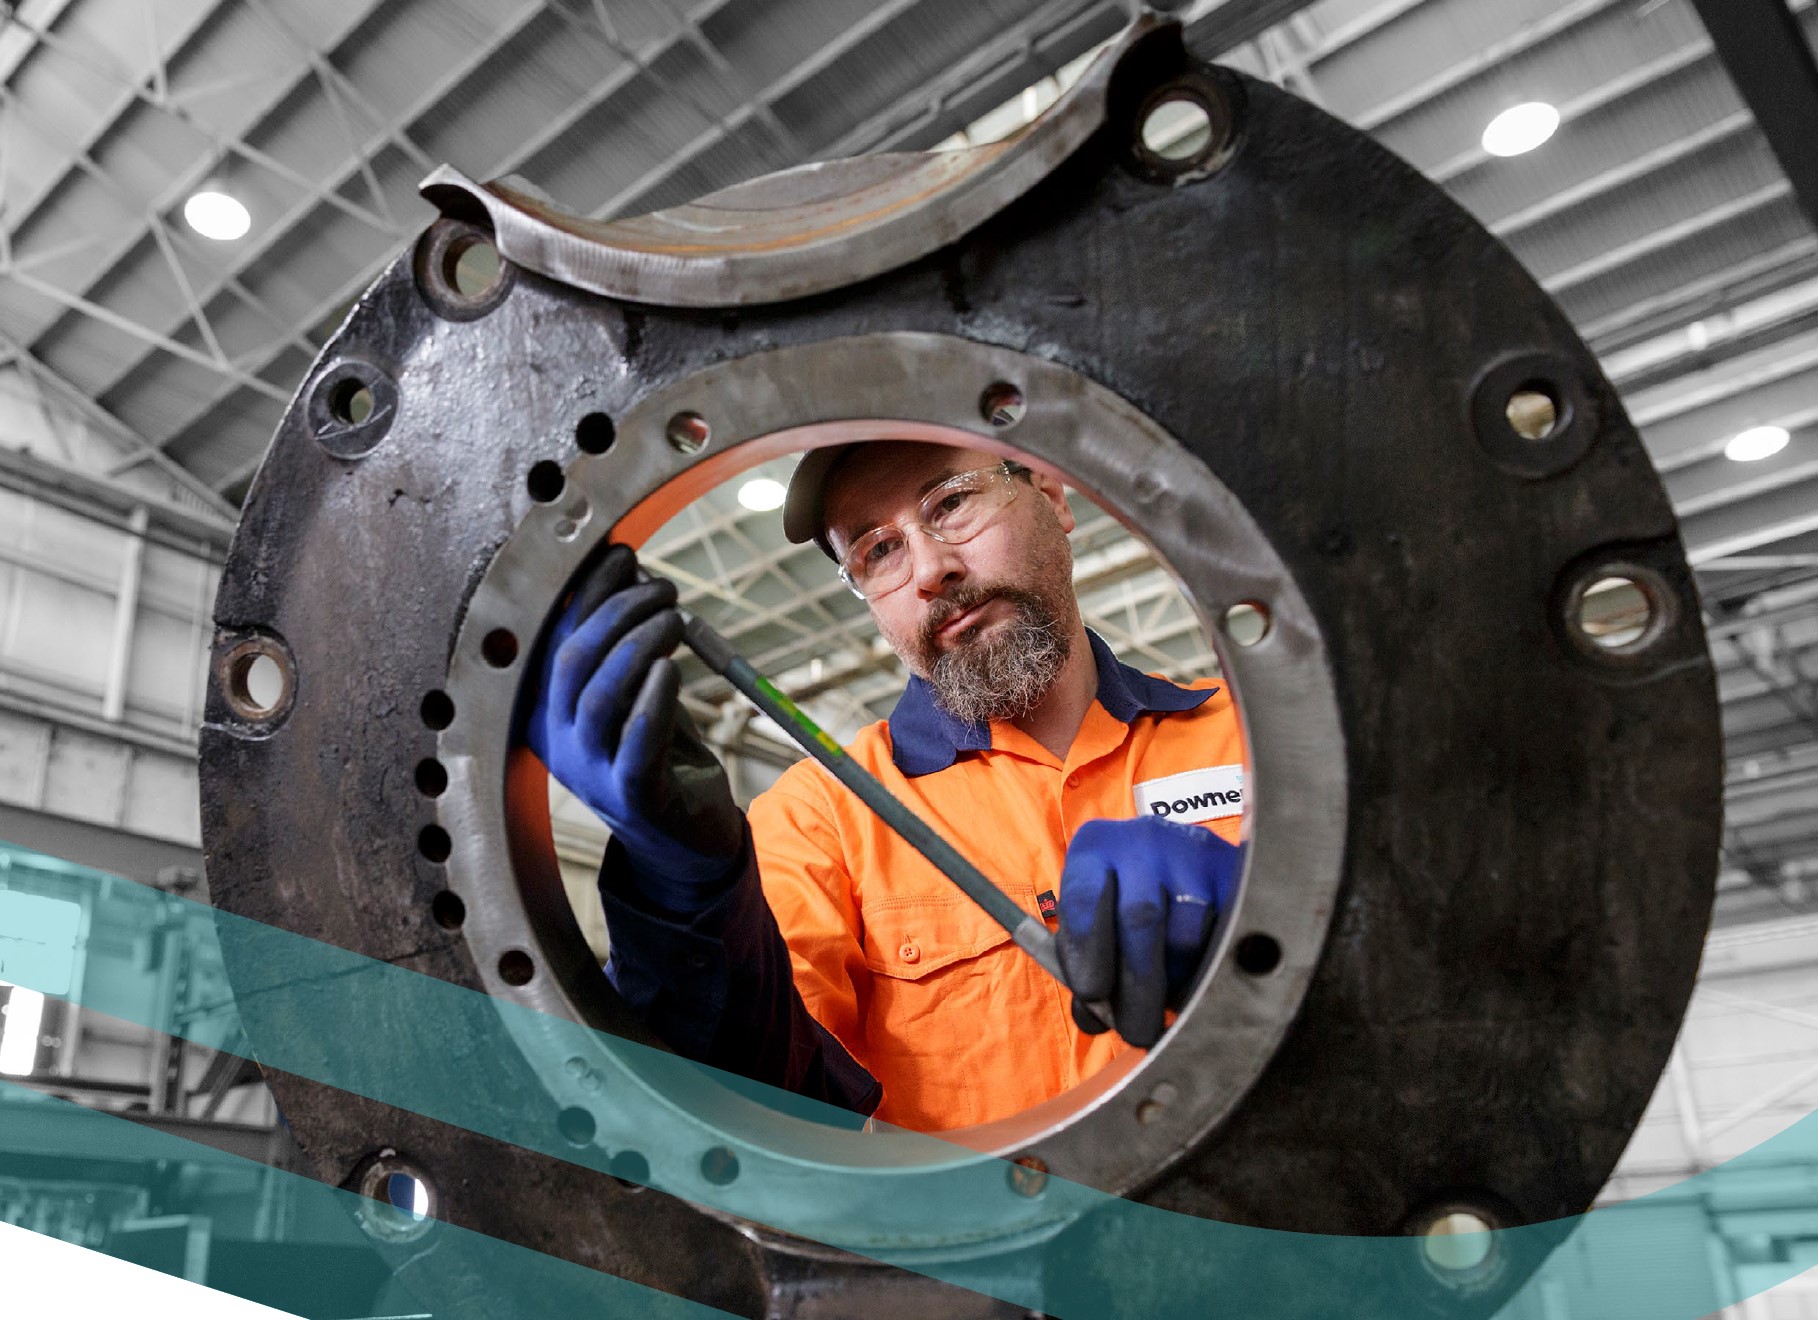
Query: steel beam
1683 473 1818 563
0 800 202 887
0 1093 270 1167
1663 422 1818 518
1352 0 1624 133
1690 0 1818 233
101 506 150 724
1579 238 1818 352
1541 183 1795 296
0 327 241 521
121 1112 297 1167
1183 0 1333 54
0 443 234 554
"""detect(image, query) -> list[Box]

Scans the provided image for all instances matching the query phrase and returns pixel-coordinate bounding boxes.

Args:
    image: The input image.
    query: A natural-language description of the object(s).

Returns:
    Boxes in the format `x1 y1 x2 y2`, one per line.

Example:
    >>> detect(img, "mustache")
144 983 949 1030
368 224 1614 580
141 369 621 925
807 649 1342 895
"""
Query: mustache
924 584 997 630
915 583 1039 655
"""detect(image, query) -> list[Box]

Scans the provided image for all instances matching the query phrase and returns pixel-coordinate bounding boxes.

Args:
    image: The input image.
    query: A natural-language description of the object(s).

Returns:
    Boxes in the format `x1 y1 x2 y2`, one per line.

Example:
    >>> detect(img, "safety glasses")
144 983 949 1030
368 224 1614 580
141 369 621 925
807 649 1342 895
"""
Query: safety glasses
836 462 1026 600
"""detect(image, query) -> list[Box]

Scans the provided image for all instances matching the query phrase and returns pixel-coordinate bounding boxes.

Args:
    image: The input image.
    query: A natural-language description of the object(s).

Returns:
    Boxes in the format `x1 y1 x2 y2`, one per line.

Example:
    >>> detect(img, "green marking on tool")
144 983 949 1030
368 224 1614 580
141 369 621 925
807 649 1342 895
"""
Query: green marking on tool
756 675 844 757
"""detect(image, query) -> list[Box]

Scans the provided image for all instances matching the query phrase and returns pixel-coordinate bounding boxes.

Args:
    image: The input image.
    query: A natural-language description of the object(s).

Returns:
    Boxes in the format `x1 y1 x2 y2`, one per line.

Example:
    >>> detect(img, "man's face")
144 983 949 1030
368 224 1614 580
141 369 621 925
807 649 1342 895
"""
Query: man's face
822 441 1081 721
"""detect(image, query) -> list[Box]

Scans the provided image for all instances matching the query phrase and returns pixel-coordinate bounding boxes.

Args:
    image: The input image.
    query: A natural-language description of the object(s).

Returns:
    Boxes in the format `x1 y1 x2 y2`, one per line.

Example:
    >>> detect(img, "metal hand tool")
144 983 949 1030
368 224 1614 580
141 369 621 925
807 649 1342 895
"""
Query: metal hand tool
673 601 1116 1034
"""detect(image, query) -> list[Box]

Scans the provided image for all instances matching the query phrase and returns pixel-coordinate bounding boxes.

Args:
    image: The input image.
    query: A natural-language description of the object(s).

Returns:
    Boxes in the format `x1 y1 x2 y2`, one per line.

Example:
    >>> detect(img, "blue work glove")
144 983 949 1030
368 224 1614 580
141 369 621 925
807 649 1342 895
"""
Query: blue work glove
520 544 744 917
1056 816 1243 1048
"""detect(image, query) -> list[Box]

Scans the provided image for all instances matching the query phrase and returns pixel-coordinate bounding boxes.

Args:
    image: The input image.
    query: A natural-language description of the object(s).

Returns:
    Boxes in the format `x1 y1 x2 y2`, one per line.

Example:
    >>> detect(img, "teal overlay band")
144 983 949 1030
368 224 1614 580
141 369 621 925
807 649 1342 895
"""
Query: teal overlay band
0 838 1811 1317
0 1080 731 1319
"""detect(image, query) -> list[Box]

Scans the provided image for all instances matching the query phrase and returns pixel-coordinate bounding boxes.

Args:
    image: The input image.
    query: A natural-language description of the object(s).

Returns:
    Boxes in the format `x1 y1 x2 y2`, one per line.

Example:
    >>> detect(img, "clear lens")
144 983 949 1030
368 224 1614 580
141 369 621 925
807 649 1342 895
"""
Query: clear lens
843 529 909 596
838 464 1018 599
924 471 999 537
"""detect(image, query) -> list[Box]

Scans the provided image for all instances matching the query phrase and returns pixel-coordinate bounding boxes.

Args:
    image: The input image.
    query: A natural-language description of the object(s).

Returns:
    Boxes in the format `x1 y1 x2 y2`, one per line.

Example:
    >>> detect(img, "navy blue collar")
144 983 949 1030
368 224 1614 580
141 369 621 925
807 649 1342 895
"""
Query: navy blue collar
887 630 1215 777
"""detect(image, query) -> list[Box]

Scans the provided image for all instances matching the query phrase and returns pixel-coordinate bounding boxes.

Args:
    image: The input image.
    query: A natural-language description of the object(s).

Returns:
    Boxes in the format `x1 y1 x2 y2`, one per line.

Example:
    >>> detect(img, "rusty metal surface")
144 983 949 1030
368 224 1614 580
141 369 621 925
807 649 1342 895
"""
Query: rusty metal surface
199 18 1721 1319
416 17 1157 308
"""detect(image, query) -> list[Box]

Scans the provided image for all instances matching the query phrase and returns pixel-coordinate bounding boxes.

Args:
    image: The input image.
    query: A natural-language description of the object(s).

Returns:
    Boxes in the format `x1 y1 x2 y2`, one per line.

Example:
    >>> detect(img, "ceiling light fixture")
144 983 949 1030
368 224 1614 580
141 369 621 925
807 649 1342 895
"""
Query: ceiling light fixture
737 477 787 511
1724 425 1790 462
1481 102 1560 157
184 189 252 241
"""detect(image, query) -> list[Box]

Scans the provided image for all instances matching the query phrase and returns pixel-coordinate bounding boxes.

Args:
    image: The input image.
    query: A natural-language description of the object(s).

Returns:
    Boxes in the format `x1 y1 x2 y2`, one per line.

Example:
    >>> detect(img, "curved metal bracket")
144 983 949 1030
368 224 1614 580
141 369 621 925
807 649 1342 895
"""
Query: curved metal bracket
417 17 1164 307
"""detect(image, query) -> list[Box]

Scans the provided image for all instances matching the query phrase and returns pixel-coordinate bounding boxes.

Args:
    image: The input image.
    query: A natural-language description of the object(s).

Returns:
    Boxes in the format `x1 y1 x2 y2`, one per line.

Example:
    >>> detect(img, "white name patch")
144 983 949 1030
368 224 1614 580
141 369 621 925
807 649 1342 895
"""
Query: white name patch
1133 764 1245 824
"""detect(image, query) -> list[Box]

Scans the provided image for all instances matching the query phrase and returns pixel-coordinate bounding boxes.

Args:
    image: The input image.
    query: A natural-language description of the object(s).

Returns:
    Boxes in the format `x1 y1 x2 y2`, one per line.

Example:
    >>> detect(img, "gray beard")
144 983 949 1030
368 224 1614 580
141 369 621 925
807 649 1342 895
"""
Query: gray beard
922 589 1072 724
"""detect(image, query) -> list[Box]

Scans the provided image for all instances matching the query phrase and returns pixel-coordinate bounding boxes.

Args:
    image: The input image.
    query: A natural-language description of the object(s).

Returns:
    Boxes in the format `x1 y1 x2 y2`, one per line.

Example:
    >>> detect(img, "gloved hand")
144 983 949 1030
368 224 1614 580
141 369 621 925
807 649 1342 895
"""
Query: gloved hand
520 544 744 917
1056 816 1243 1048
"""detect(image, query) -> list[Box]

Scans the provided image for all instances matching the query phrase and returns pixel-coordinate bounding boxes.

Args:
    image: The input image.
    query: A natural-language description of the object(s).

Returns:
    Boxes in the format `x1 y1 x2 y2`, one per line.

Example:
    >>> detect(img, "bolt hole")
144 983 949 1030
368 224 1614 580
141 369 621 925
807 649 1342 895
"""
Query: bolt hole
666 411 710 454
431 890 465 931
1505 386 1559 441
1574 575 1656 650
980 382 1026 428
699 1146 740 1186
1007 1154 1049 1198
420 690 455 730
1234 932 1281 976
1136 1080 1178 1126
1140 93 1213 162
557 1107 597 1147
415 758 448 798
498 949 535 986
227 649 289 719
1419 1208 1499 1276
309 363 395 457
576 412 617 454
329 379 375 426
609 1150 649 1190
355 1154 435 1243
481 628 519 669
526 460 566 503
444 234 501 298
551 494 591 543
417 825 451 864
1223 601 1270 647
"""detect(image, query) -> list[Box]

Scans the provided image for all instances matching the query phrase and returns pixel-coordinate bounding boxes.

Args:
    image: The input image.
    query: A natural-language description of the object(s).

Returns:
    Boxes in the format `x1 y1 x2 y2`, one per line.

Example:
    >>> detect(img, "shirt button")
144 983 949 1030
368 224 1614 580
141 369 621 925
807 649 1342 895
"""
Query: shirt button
685 952 709 970
1065 772 1081 789
899 942 920 964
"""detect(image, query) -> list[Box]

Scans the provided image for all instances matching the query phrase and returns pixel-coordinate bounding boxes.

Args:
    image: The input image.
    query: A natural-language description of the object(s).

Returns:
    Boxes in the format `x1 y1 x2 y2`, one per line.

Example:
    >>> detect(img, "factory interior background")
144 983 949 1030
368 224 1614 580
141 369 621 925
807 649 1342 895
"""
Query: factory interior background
0 0 1817 1314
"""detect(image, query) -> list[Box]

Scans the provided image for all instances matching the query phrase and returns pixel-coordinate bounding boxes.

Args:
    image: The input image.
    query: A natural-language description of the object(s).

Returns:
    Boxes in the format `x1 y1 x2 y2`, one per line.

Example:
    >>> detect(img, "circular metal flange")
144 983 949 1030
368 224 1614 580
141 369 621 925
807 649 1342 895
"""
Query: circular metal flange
435 334 1346 1251
200 18 1721 1318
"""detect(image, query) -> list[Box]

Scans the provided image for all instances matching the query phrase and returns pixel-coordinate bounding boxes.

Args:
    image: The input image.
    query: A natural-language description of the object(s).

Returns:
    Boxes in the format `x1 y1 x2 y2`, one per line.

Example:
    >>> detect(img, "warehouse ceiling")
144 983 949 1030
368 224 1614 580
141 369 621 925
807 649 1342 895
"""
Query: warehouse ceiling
1 0 1816 925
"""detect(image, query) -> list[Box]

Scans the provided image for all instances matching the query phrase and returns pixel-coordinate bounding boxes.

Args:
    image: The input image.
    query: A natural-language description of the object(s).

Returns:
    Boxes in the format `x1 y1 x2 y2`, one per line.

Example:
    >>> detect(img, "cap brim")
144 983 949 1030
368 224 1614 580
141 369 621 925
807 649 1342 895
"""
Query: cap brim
782 444 857 555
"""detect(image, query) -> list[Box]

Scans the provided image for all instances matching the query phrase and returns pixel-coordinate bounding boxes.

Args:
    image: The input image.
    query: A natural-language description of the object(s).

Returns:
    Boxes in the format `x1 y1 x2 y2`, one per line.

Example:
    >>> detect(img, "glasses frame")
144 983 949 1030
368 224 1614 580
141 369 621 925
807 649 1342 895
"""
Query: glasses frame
835 461 1028 600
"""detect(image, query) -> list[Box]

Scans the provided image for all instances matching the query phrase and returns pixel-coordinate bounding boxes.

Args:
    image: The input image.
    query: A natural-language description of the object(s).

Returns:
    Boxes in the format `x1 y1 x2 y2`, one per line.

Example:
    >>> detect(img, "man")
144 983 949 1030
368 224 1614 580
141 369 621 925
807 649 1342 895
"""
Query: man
524 441 1244 1132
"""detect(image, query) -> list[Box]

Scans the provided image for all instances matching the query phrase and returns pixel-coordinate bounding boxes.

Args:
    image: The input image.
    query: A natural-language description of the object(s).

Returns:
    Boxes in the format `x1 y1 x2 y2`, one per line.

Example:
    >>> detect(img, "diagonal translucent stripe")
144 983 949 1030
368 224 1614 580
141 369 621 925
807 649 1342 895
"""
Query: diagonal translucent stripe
0 1080 732 1320
0 841 1813 1317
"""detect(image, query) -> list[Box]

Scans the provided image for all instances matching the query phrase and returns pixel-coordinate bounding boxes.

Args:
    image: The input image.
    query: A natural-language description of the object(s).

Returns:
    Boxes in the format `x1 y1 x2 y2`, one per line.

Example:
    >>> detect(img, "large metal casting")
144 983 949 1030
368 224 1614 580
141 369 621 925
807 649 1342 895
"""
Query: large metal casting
198 17 1722 1319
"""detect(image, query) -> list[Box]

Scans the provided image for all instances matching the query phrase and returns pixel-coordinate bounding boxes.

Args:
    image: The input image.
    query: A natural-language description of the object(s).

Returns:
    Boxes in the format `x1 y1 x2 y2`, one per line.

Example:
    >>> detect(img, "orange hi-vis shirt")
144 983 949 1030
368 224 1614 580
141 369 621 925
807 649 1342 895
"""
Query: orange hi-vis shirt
745 631 1245 1132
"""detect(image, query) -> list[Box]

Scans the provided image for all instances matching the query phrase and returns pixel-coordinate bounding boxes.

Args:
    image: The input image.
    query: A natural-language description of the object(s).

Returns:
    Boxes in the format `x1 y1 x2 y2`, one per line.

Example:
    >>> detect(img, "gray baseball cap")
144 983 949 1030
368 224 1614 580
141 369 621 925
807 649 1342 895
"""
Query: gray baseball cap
781 444 861 561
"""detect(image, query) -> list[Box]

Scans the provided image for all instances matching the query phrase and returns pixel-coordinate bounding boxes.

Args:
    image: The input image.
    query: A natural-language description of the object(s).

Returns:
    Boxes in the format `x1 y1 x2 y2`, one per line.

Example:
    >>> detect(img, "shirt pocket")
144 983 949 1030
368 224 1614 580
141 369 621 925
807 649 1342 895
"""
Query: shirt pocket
861 892 1014 980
